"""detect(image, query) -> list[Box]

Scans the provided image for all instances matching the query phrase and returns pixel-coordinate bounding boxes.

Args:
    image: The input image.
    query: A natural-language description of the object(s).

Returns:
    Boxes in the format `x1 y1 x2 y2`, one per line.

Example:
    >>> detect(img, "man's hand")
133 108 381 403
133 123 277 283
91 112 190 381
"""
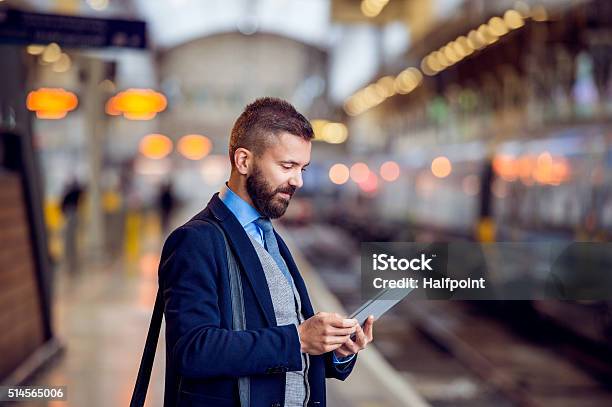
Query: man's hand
333 315 375 358
297 312 358 355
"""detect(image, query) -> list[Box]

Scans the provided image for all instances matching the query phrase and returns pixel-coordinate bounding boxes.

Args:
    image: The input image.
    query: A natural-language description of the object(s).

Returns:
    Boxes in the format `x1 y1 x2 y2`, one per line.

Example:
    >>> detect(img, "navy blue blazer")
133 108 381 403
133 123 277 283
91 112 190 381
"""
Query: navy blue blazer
159 193 357 407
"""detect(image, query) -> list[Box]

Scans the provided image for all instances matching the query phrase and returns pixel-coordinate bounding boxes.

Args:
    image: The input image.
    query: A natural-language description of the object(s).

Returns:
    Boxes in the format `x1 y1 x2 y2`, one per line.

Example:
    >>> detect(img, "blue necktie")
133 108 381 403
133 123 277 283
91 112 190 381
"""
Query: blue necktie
254 217 293 285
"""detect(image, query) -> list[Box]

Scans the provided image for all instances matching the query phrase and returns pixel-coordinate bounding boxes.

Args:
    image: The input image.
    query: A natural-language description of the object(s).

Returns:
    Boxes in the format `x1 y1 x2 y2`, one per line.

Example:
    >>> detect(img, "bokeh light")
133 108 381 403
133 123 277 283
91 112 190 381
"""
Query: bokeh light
177 134 212 160
329 163 350 185
106 89 167 120
139 134 173 160
26 88 78 119
380 161 400 182
359 171 379 194
431 156 452 178
350 162 370 183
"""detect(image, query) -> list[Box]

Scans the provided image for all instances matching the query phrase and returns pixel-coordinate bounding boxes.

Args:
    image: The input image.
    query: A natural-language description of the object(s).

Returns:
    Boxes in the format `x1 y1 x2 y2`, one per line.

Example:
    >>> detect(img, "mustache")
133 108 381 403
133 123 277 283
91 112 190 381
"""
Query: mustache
274 185 296 197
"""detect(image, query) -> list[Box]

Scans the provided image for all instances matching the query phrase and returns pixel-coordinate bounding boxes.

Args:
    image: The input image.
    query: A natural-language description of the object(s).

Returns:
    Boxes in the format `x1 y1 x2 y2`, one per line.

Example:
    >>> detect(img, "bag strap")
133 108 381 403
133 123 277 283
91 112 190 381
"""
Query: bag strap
219 222 251 407
129 288 164 407
129 219 249 407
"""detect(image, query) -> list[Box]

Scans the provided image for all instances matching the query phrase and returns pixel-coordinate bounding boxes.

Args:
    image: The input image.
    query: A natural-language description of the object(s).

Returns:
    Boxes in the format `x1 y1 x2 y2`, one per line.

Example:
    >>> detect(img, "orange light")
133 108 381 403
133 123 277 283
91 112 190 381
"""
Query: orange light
493 154 517 181
350 162 370 183
431 156 452 178
518 155 535 183
329 163 350 185
105 96 121 116
536 151 552 168
27 88 78 119
380 161 400 182
533 151 553 184
532 153 570 185
139 134 173 159
178 134 212 160
551 158 570 184
106 88 167 120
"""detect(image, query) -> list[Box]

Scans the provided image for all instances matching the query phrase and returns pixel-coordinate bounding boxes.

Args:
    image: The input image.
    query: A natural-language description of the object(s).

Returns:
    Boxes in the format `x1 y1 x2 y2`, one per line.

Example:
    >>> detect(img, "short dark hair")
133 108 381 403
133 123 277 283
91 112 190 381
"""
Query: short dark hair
229 97 314 166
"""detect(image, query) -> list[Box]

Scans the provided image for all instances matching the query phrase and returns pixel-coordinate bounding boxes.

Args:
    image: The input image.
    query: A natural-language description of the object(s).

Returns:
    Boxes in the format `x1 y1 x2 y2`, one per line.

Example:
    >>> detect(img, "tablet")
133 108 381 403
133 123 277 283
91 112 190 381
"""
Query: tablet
348 287 414 326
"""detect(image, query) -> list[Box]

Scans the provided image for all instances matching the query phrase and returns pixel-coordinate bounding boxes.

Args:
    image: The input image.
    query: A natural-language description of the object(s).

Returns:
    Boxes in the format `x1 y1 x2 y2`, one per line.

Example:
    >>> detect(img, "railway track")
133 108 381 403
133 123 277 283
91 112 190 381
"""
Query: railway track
405 301 612 407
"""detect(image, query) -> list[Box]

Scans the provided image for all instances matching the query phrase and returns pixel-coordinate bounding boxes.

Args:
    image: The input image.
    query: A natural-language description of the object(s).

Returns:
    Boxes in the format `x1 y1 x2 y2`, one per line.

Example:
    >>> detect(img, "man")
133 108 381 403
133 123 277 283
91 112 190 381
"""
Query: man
160 97 375 407
61 178 84 274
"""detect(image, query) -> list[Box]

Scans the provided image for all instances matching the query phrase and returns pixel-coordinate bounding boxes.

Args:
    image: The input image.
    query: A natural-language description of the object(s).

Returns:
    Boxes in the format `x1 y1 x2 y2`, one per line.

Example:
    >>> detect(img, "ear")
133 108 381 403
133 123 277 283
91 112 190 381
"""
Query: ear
234 147 252 176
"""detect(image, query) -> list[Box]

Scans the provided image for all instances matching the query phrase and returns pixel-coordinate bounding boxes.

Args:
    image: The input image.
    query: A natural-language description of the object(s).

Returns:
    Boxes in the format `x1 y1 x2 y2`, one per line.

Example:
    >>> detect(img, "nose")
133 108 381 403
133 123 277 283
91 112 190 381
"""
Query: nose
288 171 303 189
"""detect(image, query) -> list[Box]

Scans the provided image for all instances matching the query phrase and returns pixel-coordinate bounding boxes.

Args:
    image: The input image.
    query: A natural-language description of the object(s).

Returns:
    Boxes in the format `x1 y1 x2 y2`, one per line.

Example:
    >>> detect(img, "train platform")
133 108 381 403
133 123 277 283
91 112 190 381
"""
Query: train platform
16 217 429 407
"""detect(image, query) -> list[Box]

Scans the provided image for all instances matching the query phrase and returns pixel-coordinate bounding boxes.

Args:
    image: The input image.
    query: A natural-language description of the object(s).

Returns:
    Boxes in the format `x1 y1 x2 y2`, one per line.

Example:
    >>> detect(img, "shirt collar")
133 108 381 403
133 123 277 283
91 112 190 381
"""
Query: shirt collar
218 182 261 227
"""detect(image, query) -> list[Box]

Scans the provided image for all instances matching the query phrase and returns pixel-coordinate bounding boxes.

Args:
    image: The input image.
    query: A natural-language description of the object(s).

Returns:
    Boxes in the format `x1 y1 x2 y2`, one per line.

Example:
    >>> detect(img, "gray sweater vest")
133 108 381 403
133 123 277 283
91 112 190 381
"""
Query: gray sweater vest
247 234 310 407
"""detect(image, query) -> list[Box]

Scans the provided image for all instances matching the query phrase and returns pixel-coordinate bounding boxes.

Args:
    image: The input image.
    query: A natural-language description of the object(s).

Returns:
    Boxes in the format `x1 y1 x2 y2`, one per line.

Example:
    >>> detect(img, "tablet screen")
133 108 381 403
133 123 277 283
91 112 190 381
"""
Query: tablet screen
348 287 414 325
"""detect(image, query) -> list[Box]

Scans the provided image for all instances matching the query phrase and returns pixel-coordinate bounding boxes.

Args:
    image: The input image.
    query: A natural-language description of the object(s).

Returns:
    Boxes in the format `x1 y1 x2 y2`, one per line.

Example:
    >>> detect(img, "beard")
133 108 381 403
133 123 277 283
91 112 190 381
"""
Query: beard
246 164 296 219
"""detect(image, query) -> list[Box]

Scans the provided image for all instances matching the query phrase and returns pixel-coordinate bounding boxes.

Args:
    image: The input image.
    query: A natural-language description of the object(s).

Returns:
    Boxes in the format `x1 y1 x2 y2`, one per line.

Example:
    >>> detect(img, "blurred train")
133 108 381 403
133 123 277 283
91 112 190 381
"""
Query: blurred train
386 124 612 348
376 124 612 243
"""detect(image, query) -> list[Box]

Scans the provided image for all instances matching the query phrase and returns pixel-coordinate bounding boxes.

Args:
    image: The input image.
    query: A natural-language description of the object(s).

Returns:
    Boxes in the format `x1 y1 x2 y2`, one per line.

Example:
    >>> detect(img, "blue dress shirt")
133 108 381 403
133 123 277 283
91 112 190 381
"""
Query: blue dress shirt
219 183 265 245
218 183 355 366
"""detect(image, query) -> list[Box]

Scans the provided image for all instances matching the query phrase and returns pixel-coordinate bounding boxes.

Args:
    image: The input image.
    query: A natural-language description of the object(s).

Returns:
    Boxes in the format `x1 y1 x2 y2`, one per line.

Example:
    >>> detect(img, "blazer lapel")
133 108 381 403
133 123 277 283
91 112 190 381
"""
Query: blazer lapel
203 193 277 327
275 232 315 318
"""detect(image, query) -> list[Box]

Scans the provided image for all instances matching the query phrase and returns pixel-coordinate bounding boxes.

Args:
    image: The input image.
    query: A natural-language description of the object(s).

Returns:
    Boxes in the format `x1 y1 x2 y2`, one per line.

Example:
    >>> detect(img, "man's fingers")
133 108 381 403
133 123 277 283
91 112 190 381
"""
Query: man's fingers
323 335 351 345
332 318 358 329
323 343 343 353
326 326 357 336
364 315 374 342
320 312 358 328
341 338 360 354
354 323 366 347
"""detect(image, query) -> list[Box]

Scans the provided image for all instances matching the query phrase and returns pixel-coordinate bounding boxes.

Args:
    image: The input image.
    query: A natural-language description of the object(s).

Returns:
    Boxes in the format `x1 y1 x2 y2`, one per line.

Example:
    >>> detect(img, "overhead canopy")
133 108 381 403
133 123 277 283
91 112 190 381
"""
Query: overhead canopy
132 0 333 49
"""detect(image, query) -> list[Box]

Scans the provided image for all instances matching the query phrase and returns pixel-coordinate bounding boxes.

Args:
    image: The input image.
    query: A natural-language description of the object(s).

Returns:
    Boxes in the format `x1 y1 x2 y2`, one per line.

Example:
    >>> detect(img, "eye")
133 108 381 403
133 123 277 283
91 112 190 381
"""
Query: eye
301 167 307 173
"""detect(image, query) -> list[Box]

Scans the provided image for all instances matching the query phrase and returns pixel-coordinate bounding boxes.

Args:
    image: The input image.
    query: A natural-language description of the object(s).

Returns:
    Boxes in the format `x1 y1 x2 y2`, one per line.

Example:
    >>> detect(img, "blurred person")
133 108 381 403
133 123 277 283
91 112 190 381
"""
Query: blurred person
154 98 375 407
158 180 176 235
60 178 84 275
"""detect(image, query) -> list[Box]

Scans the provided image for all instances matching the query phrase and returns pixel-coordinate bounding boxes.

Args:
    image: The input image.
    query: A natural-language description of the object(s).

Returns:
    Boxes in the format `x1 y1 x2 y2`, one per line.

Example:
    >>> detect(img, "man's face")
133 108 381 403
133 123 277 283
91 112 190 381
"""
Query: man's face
246 132 311 219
